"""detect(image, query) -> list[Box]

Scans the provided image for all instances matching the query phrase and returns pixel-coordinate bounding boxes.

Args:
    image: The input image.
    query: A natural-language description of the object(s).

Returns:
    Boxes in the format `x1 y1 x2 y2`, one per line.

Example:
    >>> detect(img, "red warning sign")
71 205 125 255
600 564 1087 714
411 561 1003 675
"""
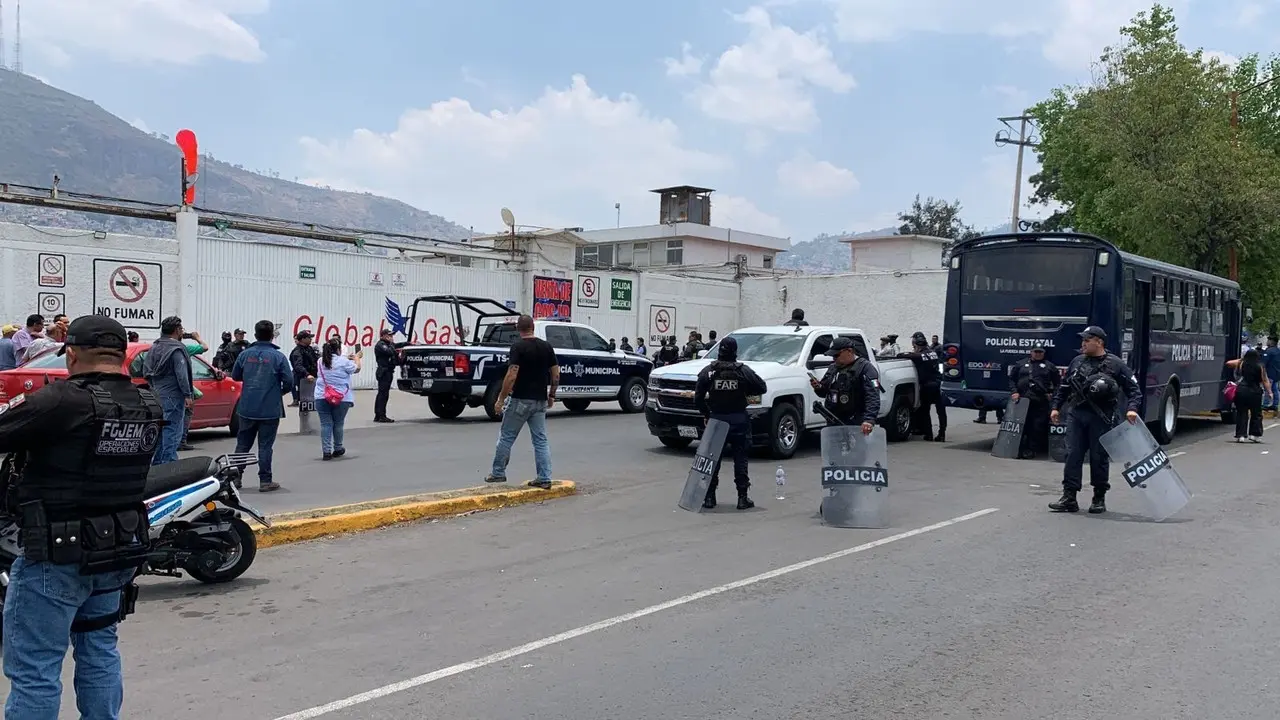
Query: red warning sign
654 309 671 333
110 265 148 303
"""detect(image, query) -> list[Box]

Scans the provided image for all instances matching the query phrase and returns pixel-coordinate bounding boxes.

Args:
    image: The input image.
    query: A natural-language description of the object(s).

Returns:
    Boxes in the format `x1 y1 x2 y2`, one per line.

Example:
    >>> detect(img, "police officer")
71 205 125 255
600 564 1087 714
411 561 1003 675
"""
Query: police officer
373 328 399 423
0 315 163 718
1009 344 1059 459
784 308 809 327
811 337 881 432
656 338 680 366
1048 326 1142 514
694 337 768 510
900 332 946 442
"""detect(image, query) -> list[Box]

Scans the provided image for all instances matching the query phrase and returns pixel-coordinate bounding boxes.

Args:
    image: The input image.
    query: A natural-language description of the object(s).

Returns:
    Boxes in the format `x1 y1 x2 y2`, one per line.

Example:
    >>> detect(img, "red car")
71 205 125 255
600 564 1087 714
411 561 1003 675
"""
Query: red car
0 343 244 435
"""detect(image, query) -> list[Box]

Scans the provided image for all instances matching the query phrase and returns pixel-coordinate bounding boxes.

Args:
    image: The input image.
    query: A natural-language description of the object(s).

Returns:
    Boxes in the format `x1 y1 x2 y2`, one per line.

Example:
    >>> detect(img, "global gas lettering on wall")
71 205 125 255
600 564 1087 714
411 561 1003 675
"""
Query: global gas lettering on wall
290 296 466 346
532 276 572 321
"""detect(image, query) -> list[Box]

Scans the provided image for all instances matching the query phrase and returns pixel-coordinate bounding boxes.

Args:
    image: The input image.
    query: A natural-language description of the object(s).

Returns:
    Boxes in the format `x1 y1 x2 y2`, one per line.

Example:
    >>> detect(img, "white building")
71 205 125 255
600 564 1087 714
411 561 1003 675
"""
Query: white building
575 186 790 272
840 233 951 272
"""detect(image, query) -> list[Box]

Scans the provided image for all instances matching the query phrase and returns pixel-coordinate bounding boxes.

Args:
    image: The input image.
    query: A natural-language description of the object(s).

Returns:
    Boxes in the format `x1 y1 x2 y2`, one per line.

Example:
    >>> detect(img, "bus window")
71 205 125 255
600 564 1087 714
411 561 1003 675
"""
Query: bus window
1150 298 1169 332
961 245 1095 296
1153 276 1166 302
1212 289 1224 335
1123 269 1135 329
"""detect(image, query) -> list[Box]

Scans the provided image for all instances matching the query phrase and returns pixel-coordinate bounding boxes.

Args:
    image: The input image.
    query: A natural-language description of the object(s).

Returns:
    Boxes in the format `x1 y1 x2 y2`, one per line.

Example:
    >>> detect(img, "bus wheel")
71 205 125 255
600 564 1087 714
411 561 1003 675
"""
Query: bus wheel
1151 386 1178 445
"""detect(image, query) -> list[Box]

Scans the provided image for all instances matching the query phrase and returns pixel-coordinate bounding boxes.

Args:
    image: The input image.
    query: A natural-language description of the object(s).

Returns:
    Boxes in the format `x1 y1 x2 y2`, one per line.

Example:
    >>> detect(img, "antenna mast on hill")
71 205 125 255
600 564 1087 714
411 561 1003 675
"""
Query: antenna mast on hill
12 0 20 74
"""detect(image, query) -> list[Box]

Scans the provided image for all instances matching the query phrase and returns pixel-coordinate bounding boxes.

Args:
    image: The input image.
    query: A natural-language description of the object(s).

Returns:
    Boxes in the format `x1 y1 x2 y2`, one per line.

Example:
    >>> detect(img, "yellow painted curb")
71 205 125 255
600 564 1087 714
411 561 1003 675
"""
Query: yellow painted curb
254 481 577 548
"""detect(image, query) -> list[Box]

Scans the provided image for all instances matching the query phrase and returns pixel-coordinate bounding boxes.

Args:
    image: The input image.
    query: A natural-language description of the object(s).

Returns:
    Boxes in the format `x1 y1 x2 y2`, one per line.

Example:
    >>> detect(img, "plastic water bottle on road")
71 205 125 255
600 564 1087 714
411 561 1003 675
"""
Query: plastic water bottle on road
775 466 786 500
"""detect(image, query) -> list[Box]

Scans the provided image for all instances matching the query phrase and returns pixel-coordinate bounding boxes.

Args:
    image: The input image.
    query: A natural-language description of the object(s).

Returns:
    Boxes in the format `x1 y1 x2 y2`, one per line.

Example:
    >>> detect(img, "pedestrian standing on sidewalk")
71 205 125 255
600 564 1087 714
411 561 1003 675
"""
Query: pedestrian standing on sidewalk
143 316 194 465
178 330 209 451
231 320 294 492
486 315 557 488
288 330 319 407
373 328 398 423
315 337 362 459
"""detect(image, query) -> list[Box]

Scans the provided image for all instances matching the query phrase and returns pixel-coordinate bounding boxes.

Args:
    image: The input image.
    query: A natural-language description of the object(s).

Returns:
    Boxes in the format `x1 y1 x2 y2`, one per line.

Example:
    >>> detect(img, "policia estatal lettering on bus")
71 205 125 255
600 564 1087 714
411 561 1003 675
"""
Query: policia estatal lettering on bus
0 315 164 719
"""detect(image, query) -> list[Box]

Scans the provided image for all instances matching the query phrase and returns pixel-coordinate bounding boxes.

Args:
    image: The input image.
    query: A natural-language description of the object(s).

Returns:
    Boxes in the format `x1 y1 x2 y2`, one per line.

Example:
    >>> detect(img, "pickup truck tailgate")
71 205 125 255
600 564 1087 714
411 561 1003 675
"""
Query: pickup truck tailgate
398 348 467 393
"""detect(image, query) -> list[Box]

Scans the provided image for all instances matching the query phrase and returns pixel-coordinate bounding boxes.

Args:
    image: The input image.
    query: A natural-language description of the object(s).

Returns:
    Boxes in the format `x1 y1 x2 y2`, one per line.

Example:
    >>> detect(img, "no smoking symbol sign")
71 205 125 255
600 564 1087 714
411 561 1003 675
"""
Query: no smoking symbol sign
43 256 62 274
110 266 148 303
655 309 671 333
582 277 596 297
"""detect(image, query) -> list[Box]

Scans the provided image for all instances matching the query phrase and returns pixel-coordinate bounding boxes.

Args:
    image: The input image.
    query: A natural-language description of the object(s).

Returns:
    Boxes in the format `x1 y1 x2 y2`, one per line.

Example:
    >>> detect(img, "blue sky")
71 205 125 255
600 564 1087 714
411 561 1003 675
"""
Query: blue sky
10 0 1276 244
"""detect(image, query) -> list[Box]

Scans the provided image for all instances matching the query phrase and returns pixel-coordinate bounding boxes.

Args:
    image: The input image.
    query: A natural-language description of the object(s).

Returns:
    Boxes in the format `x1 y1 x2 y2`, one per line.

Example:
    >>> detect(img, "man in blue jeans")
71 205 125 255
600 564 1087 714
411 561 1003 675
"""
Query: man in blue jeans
0 314 162 720
486 315 558 488
231 320 294 492
142 316 193 465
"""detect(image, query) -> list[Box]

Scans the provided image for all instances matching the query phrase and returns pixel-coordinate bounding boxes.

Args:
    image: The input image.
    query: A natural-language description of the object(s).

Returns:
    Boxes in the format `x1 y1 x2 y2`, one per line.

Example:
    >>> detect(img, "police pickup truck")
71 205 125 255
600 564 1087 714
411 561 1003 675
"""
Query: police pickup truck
396 295 653 420
644 325 919 459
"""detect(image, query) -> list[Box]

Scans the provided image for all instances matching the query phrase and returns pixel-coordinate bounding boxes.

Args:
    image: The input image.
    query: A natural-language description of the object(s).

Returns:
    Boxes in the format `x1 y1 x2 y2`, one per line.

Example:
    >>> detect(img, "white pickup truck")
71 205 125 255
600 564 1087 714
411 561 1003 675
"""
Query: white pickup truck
644 325 920 459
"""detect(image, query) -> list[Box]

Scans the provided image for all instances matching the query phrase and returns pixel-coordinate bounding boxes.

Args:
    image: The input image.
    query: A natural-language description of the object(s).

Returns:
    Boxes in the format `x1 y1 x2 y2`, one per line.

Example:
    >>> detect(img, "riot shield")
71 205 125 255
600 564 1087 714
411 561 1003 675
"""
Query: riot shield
297 378 318 436
1099 420 1192 522
819 425 889 529
1048 419 1069 462
678 418 730 512
990 398 1029 459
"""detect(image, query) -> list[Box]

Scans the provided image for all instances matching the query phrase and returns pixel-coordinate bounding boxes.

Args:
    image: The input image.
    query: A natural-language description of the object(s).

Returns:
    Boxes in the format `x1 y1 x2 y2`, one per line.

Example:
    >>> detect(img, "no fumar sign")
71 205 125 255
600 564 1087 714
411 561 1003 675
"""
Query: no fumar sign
93 259 163 329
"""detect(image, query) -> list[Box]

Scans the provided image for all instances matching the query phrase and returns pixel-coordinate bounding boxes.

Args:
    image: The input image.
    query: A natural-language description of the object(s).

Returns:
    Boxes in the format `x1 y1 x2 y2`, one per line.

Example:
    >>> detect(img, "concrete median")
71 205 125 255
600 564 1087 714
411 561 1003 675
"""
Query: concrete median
254 481 577 548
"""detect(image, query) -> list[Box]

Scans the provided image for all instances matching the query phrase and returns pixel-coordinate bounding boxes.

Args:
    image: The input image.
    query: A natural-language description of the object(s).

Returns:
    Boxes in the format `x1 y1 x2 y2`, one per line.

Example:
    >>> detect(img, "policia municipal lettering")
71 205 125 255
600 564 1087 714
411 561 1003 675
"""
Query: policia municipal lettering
1048 325 1142 514
0 315 163 718
811 337 881 433
694 337 768 510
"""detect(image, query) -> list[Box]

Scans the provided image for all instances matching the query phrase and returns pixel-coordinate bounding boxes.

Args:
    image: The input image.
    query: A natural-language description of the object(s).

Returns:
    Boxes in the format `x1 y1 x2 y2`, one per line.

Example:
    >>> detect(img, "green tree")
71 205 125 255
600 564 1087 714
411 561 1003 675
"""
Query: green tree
897 194 980 240
1028 4 1280 321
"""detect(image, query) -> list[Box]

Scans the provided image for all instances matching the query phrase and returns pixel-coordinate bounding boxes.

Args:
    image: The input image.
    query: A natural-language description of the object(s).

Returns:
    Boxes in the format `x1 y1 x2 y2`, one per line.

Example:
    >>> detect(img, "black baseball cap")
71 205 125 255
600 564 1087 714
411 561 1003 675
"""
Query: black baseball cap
826 337 855 356
717 336 738 359
58 315 128 356
233 328 246 335
1078 326 1107 341
380 328 394 337
1031 344 1046 351
296 329 314 339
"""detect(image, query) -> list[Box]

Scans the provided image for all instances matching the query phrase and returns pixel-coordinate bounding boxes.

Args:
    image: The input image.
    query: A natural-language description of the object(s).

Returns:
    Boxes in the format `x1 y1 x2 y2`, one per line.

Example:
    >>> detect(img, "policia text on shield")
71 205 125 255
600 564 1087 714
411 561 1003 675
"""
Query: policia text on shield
1047 326 1143 515
690 337 768 510
0 315 164 719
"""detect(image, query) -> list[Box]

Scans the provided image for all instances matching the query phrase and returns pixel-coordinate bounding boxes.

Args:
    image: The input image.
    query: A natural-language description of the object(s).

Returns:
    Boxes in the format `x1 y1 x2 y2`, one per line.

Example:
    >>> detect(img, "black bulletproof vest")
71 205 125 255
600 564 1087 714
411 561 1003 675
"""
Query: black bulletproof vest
824 360 868 421
705 361 749 414
1014 359 1055 399
914 350 941 385
19 378 164 513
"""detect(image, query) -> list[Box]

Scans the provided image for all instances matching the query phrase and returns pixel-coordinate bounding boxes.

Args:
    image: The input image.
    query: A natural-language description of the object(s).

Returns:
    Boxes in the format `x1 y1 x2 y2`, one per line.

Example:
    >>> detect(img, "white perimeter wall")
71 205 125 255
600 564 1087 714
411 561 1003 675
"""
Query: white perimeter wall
569 270 739 345
0 222 179 332
739 270 949 344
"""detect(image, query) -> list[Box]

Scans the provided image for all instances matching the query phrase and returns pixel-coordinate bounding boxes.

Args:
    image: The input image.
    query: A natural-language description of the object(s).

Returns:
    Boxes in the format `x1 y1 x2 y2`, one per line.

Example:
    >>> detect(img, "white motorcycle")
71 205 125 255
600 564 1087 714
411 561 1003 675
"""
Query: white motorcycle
0 453 272 640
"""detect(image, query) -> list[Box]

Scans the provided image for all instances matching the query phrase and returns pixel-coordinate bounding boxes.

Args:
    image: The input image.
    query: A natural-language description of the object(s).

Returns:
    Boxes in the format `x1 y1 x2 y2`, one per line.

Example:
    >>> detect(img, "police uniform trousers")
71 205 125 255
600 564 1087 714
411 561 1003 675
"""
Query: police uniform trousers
1021 397 1050 457
374 367 393 419
707 411 751 495
913 382 947 437
1062 406 1115 493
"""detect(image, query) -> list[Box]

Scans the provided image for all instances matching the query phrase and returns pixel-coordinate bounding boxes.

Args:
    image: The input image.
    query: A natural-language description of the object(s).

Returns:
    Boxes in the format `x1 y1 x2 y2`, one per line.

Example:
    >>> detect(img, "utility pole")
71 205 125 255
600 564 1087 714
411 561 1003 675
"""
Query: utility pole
614 202 621 228
12 0 19 75
994 114 1038 231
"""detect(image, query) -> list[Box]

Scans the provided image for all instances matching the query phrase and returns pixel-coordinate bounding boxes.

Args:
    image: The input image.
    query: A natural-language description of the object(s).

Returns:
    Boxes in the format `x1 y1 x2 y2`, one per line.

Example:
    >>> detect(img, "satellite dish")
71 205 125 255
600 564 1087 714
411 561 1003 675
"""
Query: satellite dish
500 207 515 228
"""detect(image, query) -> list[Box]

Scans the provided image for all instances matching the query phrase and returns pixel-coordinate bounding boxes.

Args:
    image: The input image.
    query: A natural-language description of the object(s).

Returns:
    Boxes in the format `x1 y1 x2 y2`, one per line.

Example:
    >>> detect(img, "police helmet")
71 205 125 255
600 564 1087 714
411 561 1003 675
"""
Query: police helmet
1084 373 1120 402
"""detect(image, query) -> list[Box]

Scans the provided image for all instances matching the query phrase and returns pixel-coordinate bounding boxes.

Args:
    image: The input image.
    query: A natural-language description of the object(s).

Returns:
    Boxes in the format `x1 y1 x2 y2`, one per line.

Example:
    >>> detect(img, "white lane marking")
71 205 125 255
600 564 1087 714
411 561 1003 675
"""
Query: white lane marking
273 508 1001 719
1267 422 1279 430
1169 451 1187 458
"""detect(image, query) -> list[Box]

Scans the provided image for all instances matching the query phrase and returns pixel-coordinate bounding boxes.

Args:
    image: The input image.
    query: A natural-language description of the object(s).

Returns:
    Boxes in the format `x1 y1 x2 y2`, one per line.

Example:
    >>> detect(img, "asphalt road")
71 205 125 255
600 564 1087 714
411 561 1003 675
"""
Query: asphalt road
7 407 1278 719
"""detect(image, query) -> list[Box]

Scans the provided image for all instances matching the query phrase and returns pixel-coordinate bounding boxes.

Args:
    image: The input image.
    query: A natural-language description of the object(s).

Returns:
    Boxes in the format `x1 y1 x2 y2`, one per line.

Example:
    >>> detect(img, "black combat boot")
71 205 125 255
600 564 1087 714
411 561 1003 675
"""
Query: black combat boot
702 492 716 509
1088 491 1107 514
1048 491 1079 513
934 431 946 443
736 492 754 510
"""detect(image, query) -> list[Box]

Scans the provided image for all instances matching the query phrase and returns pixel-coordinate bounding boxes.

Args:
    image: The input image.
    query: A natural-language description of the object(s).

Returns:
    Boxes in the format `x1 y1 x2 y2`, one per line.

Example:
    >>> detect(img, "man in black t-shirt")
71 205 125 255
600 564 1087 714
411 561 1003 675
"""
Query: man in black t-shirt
486 315 560 488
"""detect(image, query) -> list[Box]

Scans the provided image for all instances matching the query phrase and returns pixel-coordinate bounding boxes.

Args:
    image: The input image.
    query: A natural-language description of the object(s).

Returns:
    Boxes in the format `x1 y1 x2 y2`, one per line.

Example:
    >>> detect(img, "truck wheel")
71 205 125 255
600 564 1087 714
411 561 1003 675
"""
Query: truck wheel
769 403 801 459
563 399 591 412
659 436 693 450
428 394 467 419
618 378 647 413
1150 384 1178 444
884 396 913 442
483 383 504 421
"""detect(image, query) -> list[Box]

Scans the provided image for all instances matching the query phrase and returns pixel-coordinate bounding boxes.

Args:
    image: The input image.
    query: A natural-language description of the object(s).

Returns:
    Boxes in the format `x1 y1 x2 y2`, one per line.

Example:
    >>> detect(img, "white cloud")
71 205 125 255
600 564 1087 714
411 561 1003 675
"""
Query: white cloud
1203 50 1240 69
297 75 779 235
983 84 1032 111
964 152 1064 231
777 152 859 196
1235 2 1266 26
827 0 1190 71
714 195 788 237
22 0 267 66
691 7 854 132
663 42 704 77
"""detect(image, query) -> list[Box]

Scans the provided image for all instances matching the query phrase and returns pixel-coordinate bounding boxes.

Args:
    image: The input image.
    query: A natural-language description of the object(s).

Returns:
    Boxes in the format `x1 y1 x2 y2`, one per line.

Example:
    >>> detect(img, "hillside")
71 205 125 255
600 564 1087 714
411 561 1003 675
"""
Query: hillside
778 222 1020 273
0 69 472 241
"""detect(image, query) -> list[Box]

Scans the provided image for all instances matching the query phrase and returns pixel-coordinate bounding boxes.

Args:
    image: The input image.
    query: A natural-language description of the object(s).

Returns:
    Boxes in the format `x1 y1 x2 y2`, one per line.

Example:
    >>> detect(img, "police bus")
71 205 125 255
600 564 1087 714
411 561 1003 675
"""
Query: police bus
940 231 1245 444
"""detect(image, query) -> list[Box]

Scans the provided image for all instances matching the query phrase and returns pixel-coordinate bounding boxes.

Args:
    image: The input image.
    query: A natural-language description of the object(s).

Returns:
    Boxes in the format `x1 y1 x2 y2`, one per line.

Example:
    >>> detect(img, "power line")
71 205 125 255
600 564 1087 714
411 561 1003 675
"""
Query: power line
994 114 1039 230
